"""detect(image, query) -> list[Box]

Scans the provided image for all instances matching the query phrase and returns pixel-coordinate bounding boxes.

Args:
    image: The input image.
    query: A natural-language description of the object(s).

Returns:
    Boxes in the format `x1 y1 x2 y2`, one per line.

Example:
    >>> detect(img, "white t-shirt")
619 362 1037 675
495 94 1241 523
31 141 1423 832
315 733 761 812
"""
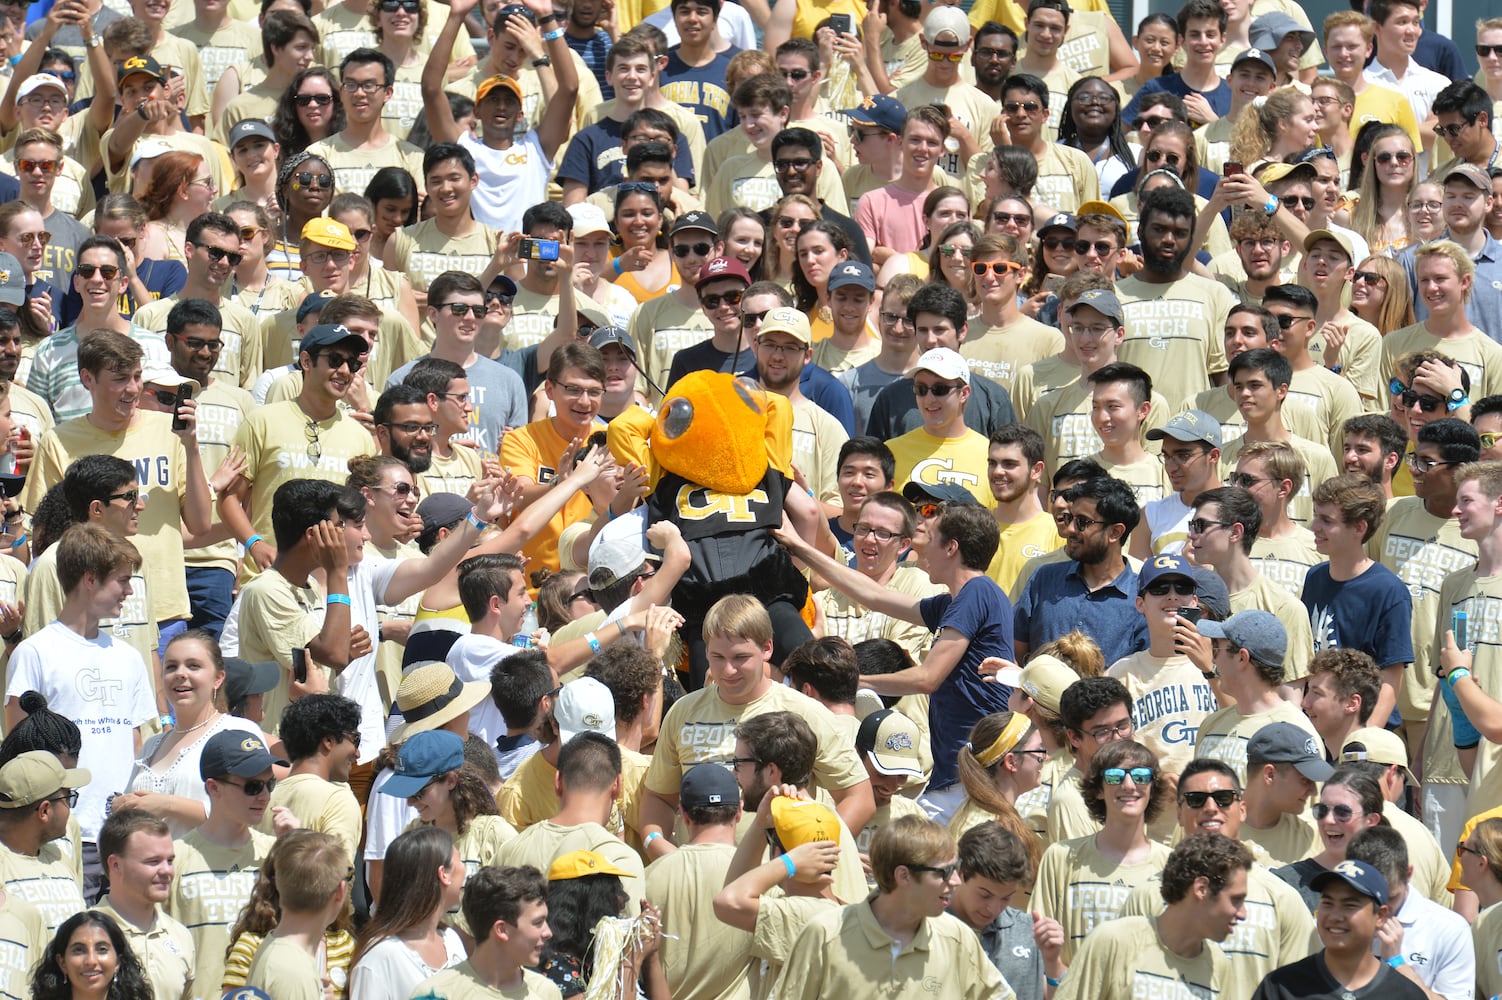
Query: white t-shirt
363 767 417 879
342 556 402 764
461 131 552 233
445 633 522 751
6 622 156 841
347 930 466 1000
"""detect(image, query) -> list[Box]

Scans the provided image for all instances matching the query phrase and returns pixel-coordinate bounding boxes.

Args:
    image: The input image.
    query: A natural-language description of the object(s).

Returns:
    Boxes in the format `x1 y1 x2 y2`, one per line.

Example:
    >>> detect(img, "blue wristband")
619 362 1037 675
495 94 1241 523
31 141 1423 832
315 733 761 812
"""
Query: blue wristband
612 256 624 276
780 853 796 879
585 631 601 653
542 26 564 40
1387 955 1407 969
1045 976 1063 988
327 593 352 607
245 534 264 550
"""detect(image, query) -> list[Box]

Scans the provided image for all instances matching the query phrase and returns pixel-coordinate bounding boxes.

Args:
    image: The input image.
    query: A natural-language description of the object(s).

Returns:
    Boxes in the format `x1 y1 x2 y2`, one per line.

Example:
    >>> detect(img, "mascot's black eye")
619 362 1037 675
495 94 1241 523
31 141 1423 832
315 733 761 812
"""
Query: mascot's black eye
733 378 765 414
661 397 694 439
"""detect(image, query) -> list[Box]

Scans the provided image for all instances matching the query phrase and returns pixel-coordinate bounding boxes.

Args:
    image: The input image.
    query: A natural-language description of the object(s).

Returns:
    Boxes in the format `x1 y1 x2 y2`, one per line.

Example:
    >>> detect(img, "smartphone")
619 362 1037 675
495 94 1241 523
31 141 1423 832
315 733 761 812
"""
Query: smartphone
518 237 560 261
1454 609 1468 653
1042 274 1066 293
1179 606 1202 625
829 12 853 34
1223 160 1243 177
291 647 308 684
169 384 193 431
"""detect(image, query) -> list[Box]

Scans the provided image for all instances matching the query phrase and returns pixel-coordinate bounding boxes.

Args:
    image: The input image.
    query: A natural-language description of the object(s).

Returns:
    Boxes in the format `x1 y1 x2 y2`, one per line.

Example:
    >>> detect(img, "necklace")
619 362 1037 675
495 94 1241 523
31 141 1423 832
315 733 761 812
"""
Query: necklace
173 710 218 736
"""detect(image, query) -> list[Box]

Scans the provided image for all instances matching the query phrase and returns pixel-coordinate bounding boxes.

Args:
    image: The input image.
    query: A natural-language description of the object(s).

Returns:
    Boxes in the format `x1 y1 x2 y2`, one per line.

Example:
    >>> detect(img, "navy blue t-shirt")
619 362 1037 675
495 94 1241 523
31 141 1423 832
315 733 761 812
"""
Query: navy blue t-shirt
800 362 855 436
556 117 698 191
564 28 614 100
919 575 1015 789
661 47 741 143
1122 74 1232 130
1301 561 1414 668
61 257 186 325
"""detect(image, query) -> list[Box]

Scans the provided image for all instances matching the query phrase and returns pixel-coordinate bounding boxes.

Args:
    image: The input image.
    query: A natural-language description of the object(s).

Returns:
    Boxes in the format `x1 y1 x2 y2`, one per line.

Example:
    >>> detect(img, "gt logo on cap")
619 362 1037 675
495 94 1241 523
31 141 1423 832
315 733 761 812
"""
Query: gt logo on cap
240 737 263 752
885 732 914 751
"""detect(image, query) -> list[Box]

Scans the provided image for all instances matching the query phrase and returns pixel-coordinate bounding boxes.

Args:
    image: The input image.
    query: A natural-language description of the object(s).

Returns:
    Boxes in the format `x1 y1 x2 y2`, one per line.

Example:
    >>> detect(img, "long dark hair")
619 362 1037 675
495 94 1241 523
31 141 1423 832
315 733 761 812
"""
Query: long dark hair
1058 77 1134 175
546 872 628 960
31 911 152 1000
364 167 420 228
272 67 347 158
351 826 454 969
791 220 854 313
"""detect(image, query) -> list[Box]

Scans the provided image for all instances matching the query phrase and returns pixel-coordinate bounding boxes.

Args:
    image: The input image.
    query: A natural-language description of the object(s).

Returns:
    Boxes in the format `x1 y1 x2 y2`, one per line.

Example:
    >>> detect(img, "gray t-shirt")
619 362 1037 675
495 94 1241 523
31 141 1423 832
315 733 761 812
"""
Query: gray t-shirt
40 209 90 289
387 354 529 457
839 360 906 438
978 907 1043 1000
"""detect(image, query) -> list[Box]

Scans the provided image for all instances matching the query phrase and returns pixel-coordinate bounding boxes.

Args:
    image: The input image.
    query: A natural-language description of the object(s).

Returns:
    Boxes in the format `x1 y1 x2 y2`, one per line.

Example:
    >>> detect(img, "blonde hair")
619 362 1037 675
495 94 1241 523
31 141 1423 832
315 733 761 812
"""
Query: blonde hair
1473 817 1502 883
1032 631 1105 677
266 830 347 915
870 815 955 893
1325 10 1374 42
1352 254 1414 332
1456 460 1502 500
1239 440 1307 496
1350 127 1415 241
954 712 1044 878
1230 88 1312 166
1415 239 1476 293
764 193 820 281
702 594 773 646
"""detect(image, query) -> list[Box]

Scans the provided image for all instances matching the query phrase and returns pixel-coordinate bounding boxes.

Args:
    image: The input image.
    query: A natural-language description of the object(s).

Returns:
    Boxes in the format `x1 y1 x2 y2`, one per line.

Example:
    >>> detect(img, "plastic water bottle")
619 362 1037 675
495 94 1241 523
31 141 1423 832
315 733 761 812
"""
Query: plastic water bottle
513 602 538 648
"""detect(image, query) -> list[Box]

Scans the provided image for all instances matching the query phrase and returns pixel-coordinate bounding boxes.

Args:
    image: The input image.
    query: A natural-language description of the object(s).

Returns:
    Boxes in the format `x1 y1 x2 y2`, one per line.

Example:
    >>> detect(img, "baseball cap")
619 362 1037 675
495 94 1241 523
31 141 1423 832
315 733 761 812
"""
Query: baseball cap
900 481 981 507
1017 654 1078 714
577 302 611 331
1146 409 1223 449
390 662 492 743
1230 46 1278 76
1069 288 1123 326
1303 228 1354 260
300 322 366 351
297 290 337 323
669 210 718 238
1038 212 1077 235
417 492 472 535
301 218 357 251
488 273 519 299
912 347 970 383
1309 859 1389 906
921 6 969 45
17 74 66 100
548 849 630 880
223 657 280 710
0 252 25 308
1341 727 1417 786
117 54 163 86
228 119 276 149
199 731 286 780
679 763 740 809
844 93 906 134
588 517 654 590
128 136 174 173
1256 160 1317 187
589 326 638 362
379 730 466 798
223 989 273 1000
476 74 524 105
770 795 842 847
1249 12 1315 52
695 255 751 291
1246 721 1333 781
1076 200 1128 225
1196 609 1287 669
1137 552 1194 594
567 202 611 238
828 260 876 293
1444 163 1491 192
1192 567 1231 620
856 709 923 778
0 751 90 809
555 677 617 743
759 306 813 346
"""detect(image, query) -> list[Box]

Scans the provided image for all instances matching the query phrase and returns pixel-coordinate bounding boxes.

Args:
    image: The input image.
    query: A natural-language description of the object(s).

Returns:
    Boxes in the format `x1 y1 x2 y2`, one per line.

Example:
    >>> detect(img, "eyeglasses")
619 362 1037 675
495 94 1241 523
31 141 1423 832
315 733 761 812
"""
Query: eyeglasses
915 501 944 519
991 212 1031 227
1435 118 1478 141
44 789 79 808
1460 841 1487 859
1479 44 1502 58
1352 271 1386 286
729 756 761 767
879 311 909 326
220 777 277 796
20 95 66 110
1375 150 1413 165
379 0 420 10
317 351 364 373
1010 747 1049 761
971 260 1023 276
304 250 352 268
203 245 244 266
383 421 438 436
172 334 223 353
781 67 811 80
1062 513 1103 532
1227 472 1270 489
107 488 140 505
1406 453 1460 472
1144 578 1196 596
1181 789 1240 808
741 310 768 326
672 242 713 259
974 46 1012 60
913 381 964 397
1237 238 1281 252
927 50 965 62
1273 312 1312 330
701 290 743 310
294 92 334 107
1160 448 1209 466
1312 802 1360 823
1280 195 1316 212
1134 115 1172 130
372 481 417 496
1066 323 1115 339
1389 379 1441 412
1073 92 1116 107
342 79 387 94
13 231 48 248
306 420 322 461
1003 100 1040 114
852 522 903 541
1073 239 1115 256
293 172 335 189
556 382 605 400
434 391 470 405
341 731 362 748
76 263 119 280
1409 200 1443 213
190 176 216 193
437 302 486 318
775 215 809 230
16 158 59 174
1186 518 1232 535
1145 150 1182 167
907 862 958 879
756 339 804 355
1083 720 1133 742
938 243 971 258
773 157 816 173
1102 766 1155 785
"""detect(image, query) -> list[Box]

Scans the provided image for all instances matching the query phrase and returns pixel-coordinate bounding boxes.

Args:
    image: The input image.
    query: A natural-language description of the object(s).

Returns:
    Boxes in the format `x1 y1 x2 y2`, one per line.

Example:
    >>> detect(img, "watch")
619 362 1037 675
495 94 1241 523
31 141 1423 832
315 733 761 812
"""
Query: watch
538 11 560 23
85 35 102 48
531 55 552 67
1448 388 1469 412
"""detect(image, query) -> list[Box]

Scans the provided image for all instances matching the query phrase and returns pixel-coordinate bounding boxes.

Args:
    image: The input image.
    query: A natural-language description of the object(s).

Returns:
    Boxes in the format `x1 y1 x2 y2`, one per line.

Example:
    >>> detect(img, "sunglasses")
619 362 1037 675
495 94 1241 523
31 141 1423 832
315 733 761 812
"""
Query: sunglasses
938 243 970 258
566 589 594 604
45 789 80 807
1375 150 1413 165
741 309 769 326
1435 119 1477 141
1181 789 1240 808
318 351 365 372
907 862 959 878
991 212 1031 226
16 158 58 174
1041 236 1073 251
915 501 943 519
1482 432 1498 450
781 67 811 81
913 381 963 397
294 92 334 106
148 388 186 408
1003 100 1040 114
293 172 335 189
173 335 222 351
1280 195 1316 211
701 290 743 310
76 263 120 280
1312 802 1359 823
775 215 808 230
437 302 486 317
351 228 373 242
1352 270 1385 285
1102 766 1155 785
379 0 420 10
1073 240 1115 256
1227 472 1269 489
1134 115 1172 130
1144 579 1196 597
203 246 244 266
672 242 712 258
221 777 277 796
773 157 816 173
1479 44 1502 58
1273 312 1312 330
971 260 1023 276
1061 513 1102 531
927 50 965 62
107 488 140 505
1388 379 1441 412
1145 150 1181 166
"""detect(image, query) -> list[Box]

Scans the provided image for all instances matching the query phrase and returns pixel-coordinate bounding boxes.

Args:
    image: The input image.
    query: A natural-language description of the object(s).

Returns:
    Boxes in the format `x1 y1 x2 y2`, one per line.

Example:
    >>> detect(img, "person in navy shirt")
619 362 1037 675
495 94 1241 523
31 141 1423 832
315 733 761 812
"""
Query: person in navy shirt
1014 474 1149 665
1301 473 1413 730
660 0 740 142
1122 0 1233 128
774 503 1013 822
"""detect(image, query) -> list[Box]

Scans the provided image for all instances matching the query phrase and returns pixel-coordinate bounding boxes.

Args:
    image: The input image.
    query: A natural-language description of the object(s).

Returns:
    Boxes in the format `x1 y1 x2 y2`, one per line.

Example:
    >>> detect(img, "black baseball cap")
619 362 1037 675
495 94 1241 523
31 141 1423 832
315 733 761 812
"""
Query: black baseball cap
199 730 286 780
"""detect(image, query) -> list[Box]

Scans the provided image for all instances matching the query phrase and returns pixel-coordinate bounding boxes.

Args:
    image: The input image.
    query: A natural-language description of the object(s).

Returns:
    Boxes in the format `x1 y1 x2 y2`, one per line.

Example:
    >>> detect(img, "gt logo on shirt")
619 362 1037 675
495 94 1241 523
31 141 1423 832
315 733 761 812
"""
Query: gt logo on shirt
911 459 978 490
676 487 769 523
75 668 124 705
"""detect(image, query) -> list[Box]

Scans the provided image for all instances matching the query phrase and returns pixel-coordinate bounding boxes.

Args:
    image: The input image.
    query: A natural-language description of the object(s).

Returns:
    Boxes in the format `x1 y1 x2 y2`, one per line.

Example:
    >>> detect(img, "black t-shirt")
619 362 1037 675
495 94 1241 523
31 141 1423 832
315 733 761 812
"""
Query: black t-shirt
1253 953 1428 1000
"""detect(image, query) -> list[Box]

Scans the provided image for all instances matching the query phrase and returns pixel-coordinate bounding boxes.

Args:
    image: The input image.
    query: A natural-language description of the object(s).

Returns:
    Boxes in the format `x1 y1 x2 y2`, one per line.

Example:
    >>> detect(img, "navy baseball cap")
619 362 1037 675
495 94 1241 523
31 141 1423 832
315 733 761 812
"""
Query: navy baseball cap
844 94 906 134
300 322 365 351
380 730 465 798
680 763 739 809
901 482 981 507
828 260 876 293
1137 553 1194 594
1309 859 1389 906
199 731 286 780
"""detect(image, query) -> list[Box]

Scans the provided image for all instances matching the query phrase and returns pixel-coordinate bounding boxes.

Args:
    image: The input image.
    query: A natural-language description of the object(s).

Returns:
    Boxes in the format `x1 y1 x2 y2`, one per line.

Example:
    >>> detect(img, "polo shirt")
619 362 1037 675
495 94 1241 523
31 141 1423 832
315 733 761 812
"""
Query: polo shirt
1013 560 1147 665
1384 888 1473 998
1397 232 1502 343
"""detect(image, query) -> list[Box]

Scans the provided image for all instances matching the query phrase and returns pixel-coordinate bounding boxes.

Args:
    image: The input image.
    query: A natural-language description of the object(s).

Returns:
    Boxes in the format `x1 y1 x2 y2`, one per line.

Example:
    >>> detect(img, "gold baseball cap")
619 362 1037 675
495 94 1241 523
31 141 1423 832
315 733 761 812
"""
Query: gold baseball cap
1341 727 1416 786
476 75 524 105
0 751 90 809
771 795 841 848
300 218 356 251
547 849 630 881
1017 654 1080 715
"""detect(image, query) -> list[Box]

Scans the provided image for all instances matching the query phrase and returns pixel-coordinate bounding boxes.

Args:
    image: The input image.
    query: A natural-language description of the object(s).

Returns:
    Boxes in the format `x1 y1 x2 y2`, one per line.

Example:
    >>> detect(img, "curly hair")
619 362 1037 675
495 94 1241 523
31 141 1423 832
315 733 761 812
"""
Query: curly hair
0 690 82 763
1082 740 1170 825
545 872 628 962
1229 88 1312 166
31 912 153 1000
1159 832 1253 905
272 67 346 157
137 151 204 222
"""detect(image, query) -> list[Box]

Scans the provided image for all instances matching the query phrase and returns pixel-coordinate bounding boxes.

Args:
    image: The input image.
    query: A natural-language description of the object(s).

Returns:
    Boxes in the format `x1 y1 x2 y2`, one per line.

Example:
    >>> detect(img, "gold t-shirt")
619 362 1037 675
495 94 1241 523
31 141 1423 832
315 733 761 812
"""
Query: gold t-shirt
167 826 276 997
643 843 753 1000
1033 836 1171 963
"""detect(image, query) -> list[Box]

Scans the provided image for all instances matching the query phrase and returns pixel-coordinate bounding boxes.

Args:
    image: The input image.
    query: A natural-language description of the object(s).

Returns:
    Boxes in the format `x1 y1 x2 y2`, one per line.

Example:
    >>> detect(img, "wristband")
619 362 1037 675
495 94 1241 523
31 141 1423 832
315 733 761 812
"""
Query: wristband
1387 955 1407 969
1263 196 1279 217
542 26 564 40
780 853 796 879
644 831 662 846
245 534 264 551
1449 667 1471 688
465 508 489 532
8 533 25 549
612 256 624 276
158 713 175 728
327 593 352 607
586 631 601 653
1045 976 1063 988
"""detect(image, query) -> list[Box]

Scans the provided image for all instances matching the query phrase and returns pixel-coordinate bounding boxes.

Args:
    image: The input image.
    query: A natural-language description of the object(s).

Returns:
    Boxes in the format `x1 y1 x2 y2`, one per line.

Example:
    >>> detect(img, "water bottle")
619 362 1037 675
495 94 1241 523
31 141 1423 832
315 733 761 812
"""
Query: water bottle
513 602 538 648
